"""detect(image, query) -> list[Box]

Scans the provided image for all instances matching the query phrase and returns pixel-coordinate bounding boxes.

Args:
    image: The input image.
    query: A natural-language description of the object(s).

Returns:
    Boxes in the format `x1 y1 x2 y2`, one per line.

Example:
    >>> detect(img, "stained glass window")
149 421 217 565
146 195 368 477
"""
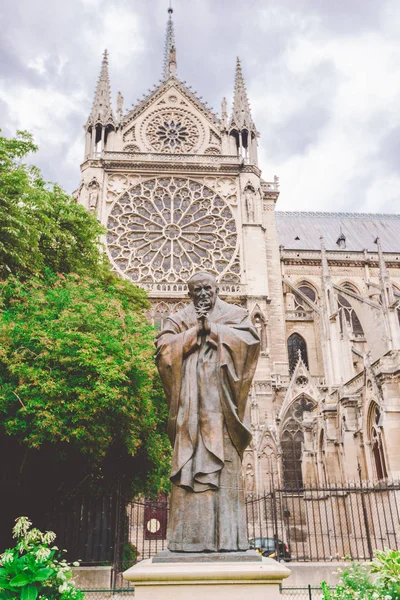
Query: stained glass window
288 333 309 374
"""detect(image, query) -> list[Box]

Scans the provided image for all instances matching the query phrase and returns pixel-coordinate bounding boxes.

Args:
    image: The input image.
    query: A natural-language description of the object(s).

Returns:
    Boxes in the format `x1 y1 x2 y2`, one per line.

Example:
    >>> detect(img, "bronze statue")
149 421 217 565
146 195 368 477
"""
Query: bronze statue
155 272 260 552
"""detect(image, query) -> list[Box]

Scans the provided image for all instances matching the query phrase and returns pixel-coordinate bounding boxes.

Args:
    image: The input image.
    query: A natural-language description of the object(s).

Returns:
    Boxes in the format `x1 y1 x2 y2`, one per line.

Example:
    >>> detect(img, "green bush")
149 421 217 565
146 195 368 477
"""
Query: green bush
322 550 400 600
0 517 84 600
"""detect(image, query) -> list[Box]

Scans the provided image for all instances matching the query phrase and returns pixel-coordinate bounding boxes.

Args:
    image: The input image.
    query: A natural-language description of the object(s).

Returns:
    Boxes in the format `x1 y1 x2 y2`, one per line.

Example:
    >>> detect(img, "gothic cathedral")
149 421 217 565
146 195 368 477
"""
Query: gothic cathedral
76 8 400 494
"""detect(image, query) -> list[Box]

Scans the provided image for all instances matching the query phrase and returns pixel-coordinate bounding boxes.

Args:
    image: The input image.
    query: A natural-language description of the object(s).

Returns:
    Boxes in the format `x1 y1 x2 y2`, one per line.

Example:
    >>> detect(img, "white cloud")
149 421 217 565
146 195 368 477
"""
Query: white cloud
2 0 400 212
251 2 400 212
83 5 146 68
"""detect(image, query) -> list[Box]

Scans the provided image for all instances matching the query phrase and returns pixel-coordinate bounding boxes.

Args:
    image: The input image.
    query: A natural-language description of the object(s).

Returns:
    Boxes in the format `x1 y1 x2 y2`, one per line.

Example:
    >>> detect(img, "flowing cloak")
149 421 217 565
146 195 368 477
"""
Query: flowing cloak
155 297 260 551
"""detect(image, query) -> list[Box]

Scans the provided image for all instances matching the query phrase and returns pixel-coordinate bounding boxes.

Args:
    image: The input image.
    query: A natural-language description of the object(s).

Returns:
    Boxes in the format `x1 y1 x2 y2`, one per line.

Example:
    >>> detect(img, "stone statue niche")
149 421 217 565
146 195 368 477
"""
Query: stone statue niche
88 179 100 211
244 183 257 222
155 271 260 557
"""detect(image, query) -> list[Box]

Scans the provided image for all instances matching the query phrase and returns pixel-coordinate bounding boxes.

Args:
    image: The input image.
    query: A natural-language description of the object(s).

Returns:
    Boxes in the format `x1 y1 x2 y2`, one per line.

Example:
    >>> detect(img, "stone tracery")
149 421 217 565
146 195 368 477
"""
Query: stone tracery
143 109 202 153
107 177 238 283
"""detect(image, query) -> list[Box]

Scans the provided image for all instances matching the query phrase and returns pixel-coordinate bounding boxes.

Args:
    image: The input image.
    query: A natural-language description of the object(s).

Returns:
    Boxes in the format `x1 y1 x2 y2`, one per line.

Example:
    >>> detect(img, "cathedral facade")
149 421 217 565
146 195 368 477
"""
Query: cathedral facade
76 9 400 495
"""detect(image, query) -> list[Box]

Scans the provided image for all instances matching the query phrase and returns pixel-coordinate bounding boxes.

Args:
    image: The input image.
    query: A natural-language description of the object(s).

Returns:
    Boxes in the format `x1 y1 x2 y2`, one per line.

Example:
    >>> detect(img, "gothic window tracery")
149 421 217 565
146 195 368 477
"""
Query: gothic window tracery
294 283 317 310
260 438 279 491
143 109 202 153
368 402 388 481
150 301 186 331
281 396 316 489
288 333 309 374
338 294 364 337
107 177 238 284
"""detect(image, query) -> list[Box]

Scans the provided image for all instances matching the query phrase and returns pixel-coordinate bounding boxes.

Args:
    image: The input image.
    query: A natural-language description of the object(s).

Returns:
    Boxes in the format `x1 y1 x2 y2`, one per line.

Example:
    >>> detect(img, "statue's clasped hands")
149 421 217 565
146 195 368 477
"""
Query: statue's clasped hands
196 311 211 336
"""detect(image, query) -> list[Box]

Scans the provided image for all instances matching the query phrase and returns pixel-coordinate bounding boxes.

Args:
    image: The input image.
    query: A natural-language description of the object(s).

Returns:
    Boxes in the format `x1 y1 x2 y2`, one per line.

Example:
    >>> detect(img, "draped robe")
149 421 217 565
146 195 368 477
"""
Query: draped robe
155 297 260 552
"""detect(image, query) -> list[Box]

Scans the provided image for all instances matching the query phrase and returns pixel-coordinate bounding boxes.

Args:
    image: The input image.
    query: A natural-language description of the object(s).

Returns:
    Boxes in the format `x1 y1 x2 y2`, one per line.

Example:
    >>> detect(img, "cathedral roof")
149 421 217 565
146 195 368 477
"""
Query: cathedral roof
275 211 400 253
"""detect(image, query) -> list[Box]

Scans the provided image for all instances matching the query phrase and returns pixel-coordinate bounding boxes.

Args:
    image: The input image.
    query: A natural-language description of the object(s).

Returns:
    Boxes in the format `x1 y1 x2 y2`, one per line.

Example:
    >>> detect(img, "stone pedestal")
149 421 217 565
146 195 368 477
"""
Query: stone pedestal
123 555 290 600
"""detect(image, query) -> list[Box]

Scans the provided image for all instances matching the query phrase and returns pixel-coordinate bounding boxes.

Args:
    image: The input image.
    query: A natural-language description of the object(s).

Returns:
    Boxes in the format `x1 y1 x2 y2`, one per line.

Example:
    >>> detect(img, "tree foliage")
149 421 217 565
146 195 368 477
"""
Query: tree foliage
0 272 170 496
0 131 171 523
0 130 105 279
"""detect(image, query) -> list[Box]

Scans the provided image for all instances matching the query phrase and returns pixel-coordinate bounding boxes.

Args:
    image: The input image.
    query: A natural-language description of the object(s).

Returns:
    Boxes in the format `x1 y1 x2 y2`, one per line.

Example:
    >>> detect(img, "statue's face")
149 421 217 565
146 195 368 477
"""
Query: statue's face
188 274 218 312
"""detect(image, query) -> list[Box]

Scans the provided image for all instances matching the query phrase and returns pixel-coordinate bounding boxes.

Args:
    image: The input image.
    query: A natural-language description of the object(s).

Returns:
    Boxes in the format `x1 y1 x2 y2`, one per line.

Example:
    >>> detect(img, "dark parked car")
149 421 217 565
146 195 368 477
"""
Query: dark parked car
249 537 291 561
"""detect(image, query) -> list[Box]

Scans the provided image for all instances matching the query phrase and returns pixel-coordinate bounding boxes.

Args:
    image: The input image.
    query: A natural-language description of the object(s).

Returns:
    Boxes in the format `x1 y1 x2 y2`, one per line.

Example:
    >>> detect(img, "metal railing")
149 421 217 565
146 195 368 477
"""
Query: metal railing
37 481 400 586
246 481 400 562
119 482 400 570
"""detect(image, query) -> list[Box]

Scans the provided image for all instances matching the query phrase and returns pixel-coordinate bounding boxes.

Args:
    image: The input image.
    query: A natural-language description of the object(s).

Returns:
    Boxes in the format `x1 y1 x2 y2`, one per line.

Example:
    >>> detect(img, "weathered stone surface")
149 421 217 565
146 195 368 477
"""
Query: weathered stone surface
123 557 291 600
153 549 262 563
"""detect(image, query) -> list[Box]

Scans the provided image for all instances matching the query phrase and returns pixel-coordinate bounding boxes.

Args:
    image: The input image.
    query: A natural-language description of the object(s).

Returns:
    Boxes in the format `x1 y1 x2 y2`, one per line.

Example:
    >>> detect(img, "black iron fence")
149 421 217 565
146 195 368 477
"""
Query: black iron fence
246 481 400 561
120 481 400 568
37 481 400 582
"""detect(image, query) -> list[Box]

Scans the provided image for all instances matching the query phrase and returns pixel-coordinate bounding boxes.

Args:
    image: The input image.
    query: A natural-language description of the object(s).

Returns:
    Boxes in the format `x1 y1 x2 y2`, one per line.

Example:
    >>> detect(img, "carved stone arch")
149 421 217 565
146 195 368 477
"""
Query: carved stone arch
173 301 186 313
280 394 317 489
259 432 279 491
287 332 309 374
251 305 267 352
337 293 364 337
204 146 221 155
293 279 319 307
367 400 388 481
339 281 360 295
151 301 170 331
123 144 140 152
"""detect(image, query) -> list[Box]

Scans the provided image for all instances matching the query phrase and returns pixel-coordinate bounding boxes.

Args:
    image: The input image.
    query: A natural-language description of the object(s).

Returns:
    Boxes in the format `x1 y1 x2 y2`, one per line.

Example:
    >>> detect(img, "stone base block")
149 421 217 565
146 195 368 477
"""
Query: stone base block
123 556 290 600
153 549 261 563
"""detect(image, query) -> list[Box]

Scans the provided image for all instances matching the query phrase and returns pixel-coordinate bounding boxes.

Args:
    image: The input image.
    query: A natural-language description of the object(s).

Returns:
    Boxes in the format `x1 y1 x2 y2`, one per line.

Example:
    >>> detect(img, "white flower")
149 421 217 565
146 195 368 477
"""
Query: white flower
35 547 51 562
72 561 80 567
58 582 70 593
384 595 392 600
372 593 379 599
0 551 14 565
43 531 56 545
13 517 32 539
25 529 42 544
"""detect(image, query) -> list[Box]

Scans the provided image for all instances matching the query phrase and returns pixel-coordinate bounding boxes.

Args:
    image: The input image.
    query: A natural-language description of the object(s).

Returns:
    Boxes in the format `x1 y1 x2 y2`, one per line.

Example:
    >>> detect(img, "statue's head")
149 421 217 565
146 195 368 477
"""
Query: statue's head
187 272 219 313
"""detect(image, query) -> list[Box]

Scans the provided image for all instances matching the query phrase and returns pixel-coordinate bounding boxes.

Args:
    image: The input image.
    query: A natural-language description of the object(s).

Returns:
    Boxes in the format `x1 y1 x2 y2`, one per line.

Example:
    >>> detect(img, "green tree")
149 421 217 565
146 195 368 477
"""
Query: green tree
0 130 105 279
0 272 170 497
0 132 171 554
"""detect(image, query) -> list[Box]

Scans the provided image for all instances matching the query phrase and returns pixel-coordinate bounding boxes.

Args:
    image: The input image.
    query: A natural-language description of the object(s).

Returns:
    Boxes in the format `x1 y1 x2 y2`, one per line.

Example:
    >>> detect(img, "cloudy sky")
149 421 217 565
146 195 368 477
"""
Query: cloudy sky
2 0 400 213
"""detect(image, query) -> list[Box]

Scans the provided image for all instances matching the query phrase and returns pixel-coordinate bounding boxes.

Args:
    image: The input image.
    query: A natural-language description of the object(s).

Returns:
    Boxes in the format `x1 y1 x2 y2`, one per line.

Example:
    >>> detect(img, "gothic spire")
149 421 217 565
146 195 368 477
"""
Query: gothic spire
163 6 177 80
320 236 330 281
230 57 255 130
376 237 395 306
90 49 114 124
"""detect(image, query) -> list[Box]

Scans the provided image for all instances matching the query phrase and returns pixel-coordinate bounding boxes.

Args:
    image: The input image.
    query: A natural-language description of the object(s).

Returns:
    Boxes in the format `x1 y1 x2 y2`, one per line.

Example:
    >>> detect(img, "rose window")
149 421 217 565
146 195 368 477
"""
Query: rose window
107 177 238 284
144 110 201 153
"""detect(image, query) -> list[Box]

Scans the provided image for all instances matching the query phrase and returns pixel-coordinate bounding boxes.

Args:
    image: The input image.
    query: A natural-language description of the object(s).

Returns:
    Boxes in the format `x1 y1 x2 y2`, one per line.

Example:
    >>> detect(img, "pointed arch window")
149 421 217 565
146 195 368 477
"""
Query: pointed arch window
260 437 279 491
338 294 364 337
288 333 309 374
369 403 388 481
281 396 316 489
294 284 317 310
